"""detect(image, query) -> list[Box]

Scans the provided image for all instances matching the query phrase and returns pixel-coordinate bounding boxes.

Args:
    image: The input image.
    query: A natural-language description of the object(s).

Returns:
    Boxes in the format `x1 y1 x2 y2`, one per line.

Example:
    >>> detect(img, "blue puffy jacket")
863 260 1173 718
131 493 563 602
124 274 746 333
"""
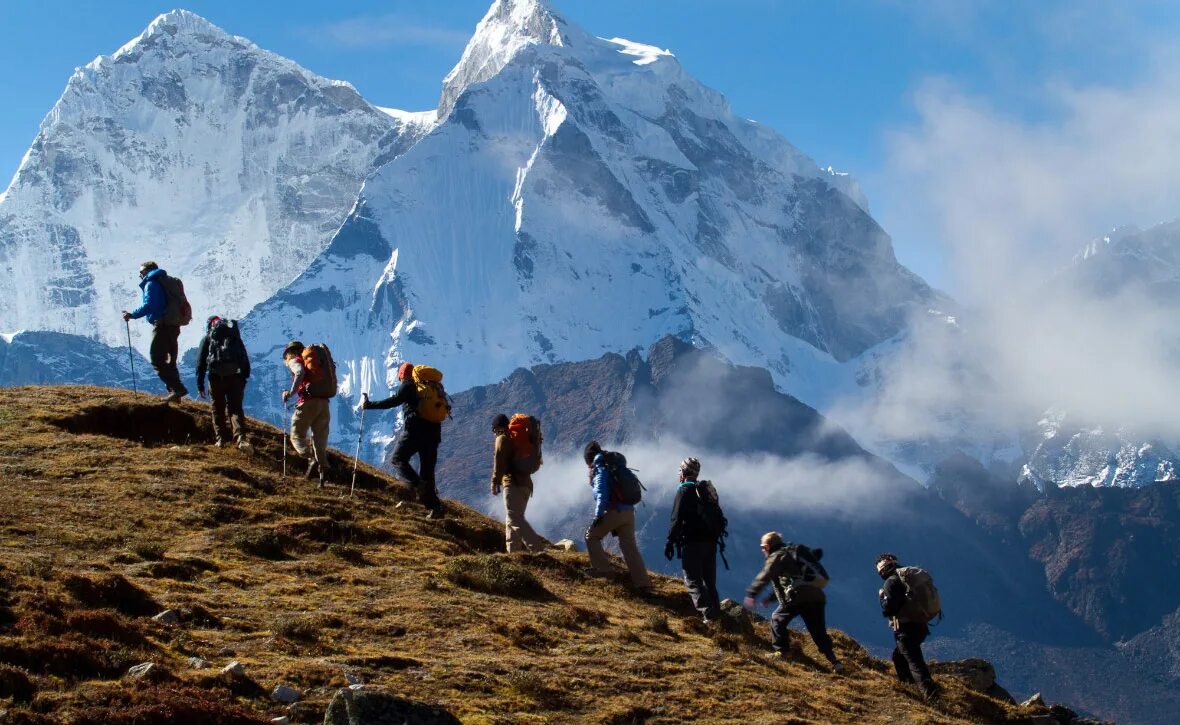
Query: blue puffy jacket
129 268 168 324
591 452 633 518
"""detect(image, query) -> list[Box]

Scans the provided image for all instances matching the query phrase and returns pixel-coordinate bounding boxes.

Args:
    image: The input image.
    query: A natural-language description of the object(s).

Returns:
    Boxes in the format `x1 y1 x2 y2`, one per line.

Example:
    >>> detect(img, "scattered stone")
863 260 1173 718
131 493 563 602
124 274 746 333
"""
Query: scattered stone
1022 693 1046 708
218 647 236 657
553 539 578 552
127 662 157 679
324 688 461 725
152 609 180 625
271 685 301 704
222 661 246 677
345 672 363 685
188 656 211 670
349 683 365 690
270 718 289 725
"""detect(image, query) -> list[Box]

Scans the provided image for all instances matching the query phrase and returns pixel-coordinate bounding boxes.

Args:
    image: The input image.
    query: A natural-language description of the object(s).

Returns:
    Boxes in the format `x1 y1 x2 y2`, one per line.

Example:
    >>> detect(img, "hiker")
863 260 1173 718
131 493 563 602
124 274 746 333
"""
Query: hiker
664 457 723 622
583 441 652 592
195 316 252 452
121 261 188 402
281 341 331 485
743 532 843 673
362 362 446 520
490 413 547 552
877 553 941 700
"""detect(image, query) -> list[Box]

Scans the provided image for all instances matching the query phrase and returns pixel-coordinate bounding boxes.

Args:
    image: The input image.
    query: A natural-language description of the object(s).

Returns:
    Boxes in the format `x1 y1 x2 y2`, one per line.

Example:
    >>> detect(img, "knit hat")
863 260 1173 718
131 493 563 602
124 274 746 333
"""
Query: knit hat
492 414 510 429
283 340 304 358
679 457 701 480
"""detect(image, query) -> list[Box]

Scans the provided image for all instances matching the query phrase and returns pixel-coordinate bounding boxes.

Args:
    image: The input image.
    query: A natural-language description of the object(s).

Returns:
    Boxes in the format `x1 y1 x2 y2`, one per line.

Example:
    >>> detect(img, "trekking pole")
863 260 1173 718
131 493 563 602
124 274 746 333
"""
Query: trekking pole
281 402 290 481
125 320 137 396
350 394 367 498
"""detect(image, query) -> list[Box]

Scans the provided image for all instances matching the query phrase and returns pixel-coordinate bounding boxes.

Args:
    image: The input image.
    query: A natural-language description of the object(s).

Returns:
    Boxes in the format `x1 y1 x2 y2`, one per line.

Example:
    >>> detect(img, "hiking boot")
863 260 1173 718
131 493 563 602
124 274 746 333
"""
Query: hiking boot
921 684 942 702
236 439 254 454
165 390 186 404
213 438 227 448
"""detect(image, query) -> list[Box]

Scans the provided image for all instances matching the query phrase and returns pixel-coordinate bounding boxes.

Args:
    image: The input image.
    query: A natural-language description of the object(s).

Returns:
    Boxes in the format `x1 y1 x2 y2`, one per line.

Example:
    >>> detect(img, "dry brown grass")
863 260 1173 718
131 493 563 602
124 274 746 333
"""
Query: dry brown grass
0 386 1041 723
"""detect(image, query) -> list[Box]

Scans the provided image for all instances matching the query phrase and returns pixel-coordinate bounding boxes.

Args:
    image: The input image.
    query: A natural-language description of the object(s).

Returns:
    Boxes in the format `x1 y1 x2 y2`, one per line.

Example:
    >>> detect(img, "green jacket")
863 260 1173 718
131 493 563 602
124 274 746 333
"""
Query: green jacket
746 548 825 607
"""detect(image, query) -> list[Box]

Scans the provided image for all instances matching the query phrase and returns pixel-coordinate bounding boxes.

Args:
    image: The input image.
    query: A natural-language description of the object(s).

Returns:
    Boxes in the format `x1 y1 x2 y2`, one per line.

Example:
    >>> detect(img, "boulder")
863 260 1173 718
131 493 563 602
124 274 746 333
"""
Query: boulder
323 688 461 725
187 656 211 670
553 539 578 552
125 662 171 683
152 609 180 625
929 658 996 693
270 685 301 704
222 660 246 677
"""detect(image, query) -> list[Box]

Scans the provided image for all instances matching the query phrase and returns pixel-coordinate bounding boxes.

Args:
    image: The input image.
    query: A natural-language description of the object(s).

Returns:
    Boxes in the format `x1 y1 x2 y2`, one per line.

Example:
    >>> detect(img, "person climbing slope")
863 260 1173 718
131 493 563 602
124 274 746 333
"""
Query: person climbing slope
744 532 844 674
490 413 547 552
121 261 189 402
583 440 652 593
877 552 942 700
664 456 725 622
363 362 448 520
195 316 252 452
281 340 334 486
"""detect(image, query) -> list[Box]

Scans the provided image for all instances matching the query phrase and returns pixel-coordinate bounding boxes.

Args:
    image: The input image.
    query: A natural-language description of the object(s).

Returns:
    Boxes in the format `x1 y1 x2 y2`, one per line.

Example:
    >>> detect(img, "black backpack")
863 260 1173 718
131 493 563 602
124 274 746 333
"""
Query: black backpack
206 319 246 377
785 543 830 589
602 451 645 505
692 480 728 542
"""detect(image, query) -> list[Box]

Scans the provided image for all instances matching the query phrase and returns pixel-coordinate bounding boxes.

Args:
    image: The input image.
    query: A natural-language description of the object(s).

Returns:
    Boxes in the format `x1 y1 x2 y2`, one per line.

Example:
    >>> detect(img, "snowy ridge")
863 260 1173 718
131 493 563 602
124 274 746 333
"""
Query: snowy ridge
240 0 937 459
0 9 424 353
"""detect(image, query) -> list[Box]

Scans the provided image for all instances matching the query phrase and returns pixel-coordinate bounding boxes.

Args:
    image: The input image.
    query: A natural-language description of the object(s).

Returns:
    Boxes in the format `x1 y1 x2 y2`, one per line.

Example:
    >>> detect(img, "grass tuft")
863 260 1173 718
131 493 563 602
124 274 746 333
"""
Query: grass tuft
442 555 550 600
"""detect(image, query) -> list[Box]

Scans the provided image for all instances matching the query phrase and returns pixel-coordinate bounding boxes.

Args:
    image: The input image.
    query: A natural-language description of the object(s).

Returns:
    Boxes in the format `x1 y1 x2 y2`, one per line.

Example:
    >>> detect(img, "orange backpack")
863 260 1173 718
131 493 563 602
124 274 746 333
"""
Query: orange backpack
507 414 543 474
300 344 337 398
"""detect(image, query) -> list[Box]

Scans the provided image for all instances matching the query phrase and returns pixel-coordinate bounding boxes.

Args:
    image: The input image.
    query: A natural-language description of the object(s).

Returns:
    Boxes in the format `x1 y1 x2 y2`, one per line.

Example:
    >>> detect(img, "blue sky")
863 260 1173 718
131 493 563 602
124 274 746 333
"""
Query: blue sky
2 0 1178 292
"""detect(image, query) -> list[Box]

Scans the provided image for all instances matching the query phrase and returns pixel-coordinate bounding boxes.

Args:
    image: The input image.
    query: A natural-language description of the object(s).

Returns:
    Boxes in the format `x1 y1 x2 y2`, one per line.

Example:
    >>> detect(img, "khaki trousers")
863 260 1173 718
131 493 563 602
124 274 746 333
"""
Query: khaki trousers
504 484 547 553
585 508 652 589
290 397 330 465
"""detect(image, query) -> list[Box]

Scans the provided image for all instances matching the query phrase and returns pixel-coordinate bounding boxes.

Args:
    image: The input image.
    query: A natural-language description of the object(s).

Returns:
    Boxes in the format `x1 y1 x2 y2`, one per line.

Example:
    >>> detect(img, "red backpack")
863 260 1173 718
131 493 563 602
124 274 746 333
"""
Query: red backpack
507 414 543 474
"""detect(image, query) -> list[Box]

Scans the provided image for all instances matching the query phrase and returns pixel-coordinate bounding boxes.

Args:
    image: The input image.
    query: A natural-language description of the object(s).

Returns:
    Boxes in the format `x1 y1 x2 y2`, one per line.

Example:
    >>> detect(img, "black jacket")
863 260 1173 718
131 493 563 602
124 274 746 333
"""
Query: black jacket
666 482 718 545
365 380 439 430
880 573 908 618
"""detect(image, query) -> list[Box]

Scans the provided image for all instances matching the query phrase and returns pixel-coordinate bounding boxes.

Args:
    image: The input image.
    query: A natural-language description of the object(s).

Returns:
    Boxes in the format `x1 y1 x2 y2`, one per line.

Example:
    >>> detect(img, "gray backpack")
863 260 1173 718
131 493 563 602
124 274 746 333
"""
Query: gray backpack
897 566 942 623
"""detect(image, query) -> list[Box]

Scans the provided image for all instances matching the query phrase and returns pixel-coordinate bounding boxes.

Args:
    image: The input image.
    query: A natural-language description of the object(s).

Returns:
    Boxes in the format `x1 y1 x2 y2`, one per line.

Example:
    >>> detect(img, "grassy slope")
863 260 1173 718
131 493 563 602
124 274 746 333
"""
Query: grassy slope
0 386 1032 724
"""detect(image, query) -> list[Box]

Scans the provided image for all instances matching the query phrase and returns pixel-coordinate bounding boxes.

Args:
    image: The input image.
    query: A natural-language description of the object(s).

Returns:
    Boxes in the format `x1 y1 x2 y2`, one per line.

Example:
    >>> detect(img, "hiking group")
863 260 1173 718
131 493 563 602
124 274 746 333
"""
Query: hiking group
121 258 942 698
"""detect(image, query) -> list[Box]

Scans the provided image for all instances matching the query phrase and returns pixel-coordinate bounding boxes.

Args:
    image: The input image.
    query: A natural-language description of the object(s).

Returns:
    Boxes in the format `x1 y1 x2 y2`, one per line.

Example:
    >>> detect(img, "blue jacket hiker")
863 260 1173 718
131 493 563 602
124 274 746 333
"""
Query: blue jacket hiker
582 441 651 592
121 261 187 401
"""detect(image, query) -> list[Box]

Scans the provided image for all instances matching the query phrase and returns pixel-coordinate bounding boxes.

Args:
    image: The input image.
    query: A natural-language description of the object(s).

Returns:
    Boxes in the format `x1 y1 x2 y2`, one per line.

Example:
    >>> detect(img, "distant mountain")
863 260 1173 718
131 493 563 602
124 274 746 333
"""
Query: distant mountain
0 330 146 389
0 9 430 352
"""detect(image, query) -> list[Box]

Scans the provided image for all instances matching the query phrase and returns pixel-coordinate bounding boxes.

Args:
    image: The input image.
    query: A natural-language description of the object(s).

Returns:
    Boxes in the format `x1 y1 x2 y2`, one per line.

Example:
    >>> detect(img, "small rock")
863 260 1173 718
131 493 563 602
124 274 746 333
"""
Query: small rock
187 656 211 670
349 683 365 690
271 685 301 704
344 672 362 685
394 501 405 509
127 662 158 680
553 539 578 552
1022 692 1047 708
270 718 289 725
218 647 236 657
152 609 180 625
222 661 245 677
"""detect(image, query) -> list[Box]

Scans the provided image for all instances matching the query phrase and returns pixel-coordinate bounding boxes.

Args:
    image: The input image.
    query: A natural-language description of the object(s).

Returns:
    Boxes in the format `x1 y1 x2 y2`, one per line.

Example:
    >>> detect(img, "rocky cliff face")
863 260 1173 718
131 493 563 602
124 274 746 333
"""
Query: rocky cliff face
0 9 429 352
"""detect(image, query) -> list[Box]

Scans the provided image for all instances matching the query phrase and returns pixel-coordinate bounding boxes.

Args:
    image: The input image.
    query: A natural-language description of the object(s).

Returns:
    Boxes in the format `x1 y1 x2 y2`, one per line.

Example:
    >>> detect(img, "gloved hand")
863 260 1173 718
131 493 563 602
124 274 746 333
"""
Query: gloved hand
361 393 370 410
664 541 675 560
121 310 132 321
198 387 207 399
491 482 502 496
281 390 292 403
743 596 757 610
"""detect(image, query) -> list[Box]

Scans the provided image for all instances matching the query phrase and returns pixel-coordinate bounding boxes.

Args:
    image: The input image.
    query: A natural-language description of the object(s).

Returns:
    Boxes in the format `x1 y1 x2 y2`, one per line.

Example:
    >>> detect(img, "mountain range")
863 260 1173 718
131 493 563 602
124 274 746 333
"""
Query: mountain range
2 1 1179 721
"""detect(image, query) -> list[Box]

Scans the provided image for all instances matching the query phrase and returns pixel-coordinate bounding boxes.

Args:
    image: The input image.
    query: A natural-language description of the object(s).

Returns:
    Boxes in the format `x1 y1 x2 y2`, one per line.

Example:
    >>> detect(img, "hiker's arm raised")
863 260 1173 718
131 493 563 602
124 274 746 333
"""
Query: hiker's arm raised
364 380 413 410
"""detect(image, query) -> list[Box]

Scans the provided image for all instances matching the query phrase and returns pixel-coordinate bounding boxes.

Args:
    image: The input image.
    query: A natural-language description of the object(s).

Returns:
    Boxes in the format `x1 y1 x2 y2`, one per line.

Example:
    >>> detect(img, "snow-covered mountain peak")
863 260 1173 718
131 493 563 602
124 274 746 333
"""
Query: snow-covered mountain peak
439 0 579 117
0 9 424 353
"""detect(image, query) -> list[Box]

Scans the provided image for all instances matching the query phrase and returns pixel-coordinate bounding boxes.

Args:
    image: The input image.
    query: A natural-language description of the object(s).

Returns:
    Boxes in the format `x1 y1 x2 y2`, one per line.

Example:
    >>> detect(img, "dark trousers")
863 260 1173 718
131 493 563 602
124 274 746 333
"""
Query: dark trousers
681 541 721 619
772 602 839 665
390 418 441 510
150 324 185 393
209 374 246 442
892 622 935 690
